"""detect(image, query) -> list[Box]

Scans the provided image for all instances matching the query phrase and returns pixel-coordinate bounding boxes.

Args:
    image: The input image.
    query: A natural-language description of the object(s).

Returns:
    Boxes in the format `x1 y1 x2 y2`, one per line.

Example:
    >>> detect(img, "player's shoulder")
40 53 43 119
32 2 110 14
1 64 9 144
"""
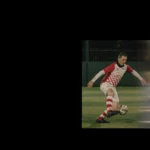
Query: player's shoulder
106 62 116 69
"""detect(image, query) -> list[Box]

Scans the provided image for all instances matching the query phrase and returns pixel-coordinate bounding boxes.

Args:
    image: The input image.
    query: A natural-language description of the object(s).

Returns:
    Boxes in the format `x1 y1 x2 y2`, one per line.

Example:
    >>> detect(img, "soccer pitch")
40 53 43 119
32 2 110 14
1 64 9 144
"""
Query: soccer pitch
82 86 147 128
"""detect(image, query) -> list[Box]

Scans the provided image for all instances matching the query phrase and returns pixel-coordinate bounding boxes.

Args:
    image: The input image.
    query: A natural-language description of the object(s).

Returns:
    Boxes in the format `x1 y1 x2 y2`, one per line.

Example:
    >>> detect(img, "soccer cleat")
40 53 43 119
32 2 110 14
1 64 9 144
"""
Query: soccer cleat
96 118 109 123
107 110 120 118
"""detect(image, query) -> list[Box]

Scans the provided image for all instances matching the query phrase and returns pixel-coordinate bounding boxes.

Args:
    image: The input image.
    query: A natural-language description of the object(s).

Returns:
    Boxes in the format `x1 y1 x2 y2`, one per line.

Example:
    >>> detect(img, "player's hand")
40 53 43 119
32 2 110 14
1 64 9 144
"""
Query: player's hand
141 78 146 86
87 81 93 88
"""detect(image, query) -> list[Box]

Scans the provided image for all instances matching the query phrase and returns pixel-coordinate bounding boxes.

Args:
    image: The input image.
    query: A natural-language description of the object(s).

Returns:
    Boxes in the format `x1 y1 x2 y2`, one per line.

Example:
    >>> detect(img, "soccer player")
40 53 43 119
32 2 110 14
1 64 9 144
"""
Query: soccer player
87 52 147 123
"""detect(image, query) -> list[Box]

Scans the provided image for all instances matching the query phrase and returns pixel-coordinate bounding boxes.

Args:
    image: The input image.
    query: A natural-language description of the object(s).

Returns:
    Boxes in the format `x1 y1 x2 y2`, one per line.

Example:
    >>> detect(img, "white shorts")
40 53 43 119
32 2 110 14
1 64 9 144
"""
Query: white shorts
100 82 119 102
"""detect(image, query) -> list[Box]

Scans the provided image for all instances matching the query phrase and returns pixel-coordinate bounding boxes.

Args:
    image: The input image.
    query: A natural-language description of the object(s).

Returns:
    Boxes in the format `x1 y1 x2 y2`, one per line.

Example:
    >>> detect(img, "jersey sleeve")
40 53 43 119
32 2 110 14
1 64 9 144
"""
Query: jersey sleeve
103 63 115 74
126 65 133 73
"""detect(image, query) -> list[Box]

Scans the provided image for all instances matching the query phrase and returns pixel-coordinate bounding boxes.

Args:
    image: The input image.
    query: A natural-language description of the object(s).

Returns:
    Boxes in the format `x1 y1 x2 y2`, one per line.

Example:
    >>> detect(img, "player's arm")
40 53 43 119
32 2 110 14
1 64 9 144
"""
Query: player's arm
87 63 114 88
127 65 146 86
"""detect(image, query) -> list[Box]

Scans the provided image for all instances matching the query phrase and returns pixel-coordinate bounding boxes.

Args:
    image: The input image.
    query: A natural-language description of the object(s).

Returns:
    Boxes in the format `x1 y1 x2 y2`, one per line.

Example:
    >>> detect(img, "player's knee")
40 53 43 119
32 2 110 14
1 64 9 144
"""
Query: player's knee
107 89 114 97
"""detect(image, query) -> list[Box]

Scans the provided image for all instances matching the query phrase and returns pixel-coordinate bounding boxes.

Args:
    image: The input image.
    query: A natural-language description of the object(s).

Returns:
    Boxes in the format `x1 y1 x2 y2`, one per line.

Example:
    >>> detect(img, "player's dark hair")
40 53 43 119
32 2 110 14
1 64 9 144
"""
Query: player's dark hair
118 52 127 58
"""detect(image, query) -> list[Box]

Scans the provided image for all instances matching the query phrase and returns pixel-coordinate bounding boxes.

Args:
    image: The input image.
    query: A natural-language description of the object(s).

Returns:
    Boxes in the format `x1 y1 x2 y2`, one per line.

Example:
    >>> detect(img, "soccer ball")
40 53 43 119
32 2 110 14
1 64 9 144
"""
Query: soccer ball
119 105 128 115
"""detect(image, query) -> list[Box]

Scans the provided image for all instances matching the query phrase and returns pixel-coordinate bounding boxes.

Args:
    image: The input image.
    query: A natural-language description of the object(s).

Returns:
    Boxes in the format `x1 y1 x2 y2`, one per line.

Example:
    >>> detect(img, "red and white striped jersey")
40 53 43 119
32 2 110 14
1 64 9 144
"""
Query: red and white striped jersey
101 62 133 87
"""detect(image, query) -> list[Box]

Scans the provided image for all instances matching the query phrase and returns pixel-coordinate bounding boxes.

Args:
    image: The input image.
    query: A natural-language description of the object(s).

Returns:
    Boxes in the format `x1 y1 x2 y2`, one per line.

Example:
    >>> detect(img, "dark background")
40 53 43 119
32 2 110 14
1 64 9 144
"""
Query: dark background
82 40 149 62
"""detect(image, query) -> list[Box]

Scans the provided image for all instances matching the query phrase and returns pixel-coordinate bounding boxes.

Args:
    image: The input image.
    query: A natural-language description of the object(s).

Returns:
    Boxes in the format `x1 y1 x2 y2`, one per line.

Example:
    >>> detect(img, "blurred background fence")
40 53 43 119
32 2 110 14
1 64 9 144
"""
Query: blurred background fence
82 40 150 86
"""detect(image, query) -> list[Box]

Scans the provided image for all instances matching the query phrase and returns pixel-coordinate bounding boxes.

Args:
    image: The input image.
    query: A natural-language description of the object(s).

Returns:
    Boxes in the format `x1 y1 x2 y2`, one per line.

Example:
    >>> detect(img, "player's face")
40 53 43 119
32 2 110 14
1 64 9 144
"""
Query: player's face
118 56 127 65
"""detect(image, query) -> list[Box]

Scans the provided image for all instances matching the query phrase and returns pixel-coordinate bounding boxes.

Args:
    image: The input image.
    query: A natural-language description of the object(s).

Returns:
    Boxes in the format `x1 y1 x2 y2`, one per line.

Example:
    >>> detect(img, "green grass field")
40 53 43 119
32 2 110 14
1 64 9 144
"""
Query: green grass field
82 86 147 128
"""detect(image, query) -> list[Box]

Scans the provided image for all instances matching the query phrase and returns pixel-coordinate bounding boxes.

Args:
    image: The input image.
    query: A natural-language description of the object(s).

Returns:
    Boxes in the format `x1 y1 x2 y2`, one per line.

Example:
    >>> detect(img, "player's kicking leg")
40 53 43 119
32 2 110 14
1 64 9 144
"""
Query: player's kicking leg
96 88 120 123
106 104 120 118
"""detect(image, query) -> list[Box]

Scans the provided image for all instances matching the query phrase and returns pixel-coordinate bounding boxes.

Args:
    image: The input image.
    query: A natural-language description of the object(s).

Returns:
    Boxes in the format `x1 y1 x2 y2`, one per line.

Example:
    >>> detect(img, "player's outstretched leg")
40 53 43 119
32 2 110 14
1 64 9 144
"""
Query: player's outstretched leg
96 96 114 123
